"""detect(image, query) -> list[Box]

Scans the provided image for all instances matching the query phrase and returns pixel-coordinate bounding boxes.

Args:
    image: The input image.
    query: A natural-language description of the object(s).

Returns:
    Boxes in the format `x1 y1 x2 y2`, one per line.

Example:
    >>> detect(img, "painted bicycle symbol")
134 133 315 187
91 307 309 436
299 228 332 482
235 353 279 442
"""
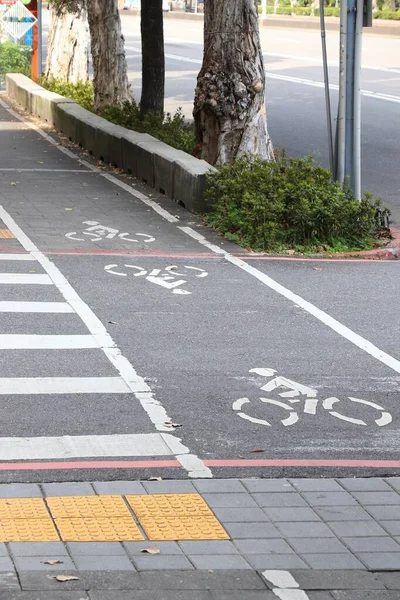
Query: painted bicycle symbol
65 221 155 244
105 263 208 295
233 368 392 428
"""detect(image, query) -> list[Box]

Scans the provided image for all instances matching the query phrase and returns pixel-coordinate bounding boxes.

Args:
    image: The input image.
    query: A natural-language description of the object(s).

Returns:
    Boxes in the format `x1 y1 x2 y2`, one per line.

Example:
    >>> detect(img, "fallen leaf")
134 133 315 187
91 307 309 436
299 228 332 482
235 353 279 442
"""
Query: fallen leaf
148 476 162 481
64 208 73 211
52 575 80 582
250 449 265 453
44 559 63 565
140 548 160 555
164 421 182 428
37 161 44 164
108 320 118 325
312 267 322 271
287 249 295 256
10 182 16 186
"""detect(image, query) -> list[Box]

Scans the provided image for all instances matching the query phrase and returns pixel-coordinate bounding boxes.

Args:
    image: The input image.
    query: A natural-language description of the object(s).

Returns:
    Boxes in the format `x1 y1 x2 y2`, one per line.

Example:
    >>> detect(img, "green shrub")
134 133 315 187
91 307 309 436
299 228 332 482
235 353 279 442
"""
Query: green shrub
315 7 340 16
40 78 195 154
205 155 388 252
0 42 32 77
293 6 312 15
276 6 292 14
373 9 400 18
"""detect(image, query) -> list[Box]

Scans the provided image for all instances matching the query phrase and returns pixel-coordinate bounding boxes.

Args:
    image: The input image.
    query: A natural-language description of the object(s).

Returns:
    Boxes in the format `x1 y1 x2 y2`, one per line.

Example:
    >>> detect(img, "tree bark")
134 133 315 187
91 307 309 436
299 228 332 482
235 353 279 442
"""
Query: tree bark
86 0 131 110
194 0 273 165
45 1 89 83
140 0 165 117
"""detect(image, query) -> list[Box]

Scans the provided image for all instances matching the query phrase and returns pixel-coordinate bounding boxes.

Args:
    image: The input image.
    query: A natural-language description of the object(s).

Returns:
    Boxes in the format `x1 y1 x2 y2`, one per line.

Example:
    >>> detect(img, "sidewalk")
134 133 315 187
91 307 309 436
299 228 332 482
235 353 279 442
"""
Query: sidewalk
0 478 399 597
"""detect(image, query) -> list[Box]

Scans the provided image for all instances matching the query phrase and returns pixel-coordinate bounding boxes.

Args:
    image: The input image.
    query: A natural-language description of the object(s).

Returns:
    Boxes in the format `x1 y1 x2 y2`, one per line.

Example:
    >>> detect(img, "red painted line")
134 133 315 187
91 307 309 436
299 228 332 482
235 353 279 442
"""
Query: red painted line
204 459 400 468
0 460 181 471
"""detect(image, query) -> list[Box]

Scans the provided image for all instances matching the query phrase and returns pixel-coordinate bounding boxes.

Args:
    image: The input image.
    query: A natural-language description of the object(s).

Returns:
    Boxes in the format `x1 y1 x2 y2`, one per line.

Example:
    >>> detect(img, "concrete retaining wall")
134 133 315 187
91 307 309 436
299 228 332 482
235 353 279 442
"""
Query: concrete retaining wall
6 74 214 214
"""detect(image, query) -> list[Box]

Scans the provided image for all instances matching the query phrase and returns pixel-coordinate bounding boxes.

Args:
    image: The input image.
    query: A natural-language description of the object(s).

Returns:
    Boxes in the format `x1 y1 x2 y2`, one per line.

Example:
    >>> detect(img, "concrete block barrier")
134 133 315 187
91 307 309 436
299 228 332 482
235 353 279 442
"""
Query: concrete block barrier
6 73 213 213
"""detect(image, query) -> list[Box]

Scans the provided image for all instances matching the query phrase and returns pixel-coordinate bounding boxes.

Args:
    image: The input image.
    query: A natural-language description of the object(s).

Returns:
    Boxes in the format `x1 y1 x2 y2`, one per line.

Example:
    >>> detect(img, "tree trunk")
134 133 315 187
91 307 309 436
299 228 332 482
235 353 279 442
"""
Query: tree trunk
86 0 131 110
193 0 273 165
140 0 165 117
45 1 89 83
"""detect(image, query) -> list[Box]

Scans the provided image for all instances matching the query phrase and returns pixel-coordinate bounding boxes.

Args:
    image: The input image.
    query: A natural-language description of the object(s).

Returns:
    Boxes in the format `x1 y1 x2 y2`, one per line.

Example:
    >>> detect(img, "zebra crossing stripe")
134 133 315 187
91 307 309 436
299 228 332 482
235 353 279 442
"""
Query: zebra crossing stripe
0 334 100 350
0 377 130 395
0 273 52 284
0 301 74 313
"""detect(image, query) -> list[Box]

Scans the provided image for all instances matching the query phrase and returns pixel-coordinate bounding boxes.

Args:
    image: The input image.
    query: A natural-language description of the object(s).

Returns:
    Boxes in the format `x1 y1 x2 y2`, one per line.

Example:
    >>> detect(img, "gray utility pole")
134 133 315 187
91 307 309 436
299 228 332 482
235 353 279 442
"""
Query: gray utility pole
335 0 372 199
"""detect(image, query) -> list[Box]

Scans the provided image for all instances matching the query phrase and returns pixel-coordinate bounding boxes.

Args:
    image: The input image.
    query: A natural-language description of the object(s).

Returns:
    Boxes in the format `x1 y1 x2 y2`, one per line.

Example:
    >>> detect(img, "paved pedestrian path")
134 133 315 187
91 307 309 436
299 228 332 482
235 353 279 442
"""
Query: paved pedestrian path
0 478 398 597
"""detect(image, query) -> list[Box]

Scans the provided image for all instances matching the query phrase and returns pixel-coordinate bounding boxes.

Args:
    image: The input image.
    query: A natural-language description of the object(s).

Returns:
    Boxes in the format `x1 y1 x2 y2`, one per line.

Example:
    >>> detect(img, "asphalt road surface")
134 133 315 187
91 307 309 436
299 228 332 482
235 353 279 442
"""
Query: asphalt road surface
0 96 399 484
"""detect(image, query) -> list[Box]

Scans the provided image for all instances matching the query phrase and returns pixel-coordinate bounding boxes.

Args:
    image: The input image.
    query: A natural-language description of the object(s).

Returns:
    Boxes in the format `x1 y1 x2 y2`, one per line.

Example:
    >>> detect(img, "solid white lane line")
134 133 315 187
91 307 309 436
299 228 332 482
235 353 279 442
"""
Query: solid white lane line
263 571 311 600
0 377 130 395
179 227 400 375
0 254 35 261
0 203 211 478
0 273 52 285
0 334 99 350
0 433 189 460
0 301 74 313
0 168 94 173
263 51 400 74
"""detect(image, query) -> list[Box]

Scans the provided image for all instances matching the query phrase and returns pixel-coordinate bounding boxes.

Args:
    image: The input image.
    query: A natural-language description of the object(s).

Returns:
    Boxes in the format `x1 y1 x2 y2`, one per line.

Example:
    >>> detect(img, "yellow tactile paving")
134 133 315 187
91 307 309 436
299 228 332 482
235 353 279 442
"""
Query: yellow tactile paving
0 519 59 542
0 498 50 520
126 495 229 541
47 496 131 519
0 229 15 239
55 517 144 542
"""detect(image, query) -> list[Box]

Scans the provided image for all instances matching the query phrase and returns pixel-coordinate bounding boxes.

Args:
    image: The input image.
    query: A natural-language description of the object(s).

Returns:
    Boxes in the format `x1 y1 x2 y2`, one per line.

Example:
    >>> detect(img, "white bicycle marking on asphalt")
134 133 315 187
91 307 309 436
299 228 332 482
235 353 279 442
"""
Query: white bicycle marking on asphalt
233 368 393 428
105 263 208 295
65 221 155 243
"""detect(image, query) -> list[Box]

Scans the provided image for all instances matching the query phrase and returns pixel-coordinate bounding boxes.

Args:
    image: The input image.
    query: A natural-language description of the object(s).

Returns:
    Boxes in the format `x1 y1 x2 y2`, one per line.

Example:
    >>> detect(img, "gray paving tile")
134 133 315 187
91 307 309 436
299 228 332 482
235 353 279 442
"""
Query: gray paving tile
202 493 258 508
302 492 358 507
376 572 400 589
0 484 41 498
275 521 335 538
291 570 385 590
90 593 213 600
125 541 183 556
140 570 267 589
0 546 9 558
67 542 126 556
315 506 373 521
302 553 365 570
178 541 238 555
331 593 400 600
252 493 308 507
350 491 400 505
366 506 400 521
358 552 400 570
142 481 197 494
12 556 75 572
9 542 69 557
194 480 247 494
384 478 400 492
263 506 322 522
380 521 400 535
339 478 391 492
245 553 309 570
210 592 275 600
132 555 194 571
92 481 147 495
307 594 336 600
0 557 13 572
342 536 400 552
225 522 282 539
288 537 348 554
73 555 135 571
233 538 294 554
0 594 89 600
290 479 343 492
41 483 95 497
212 507 269 523
327 520 388 538
19 571 140 591
188 555 252 570
0 573 20 591
241 480 294 493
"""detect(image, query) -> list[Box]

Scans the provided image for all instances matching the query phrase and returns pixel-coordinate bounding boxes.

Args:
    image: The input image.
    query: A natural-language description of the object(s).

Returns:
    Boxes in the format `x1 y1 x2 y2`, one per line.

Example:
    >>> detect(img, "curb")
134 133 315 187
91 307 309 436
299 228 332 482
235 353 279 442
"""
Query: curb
315 227 400 260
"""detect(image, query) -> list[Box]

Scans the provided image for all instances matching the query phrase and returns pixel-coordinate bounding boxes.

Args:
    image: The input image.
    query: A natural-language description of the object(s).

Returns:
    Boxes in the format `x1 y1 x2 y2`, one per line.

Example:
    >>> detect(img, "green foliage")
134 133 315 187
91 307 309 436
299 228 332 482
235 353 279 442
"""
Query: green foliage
205 155 388 253
315 6 341 16
293 6 312 15
276 6 292 14
373 9 400 18
40 78 195 155
0 42 32 77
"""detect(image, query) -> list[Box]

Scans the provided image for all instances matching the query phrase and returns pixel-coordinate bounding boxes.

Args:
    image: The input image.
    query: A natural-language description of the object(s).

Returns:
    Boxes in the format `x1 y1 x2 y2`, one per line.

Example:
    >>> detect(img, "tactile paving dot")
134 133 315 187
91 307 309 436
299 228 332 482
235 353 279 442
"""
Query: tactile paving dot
126 494 212 517
0 519 59 542
55 518 144 542
0 498 50 520
138 516 229 541
47 496 131 519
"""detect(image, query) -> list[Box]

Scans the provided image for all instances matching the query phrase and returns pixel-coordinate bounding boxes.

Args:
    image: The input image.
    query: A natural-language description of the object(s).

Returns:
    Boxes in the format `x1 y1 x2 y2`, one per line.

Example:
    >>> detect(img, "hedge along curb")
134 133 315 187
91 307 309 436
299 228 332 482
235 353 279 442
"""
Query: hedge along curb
6 73 215 214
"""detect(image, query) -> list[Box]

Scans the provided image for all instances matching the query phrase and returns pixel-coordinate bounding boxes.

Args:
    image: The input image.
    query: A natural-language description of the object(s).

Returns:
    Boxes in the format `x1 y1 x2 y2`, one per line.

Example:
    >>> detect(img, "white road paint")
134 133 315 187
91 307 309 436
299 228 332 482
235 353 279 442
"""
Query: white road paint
65 221 155 244
0 254 35 261
0 168 94 173
263 571 310 600
0 377 130 395
0 433 189 460
263 51 400 74
0 334 99 350
179 227 400 376
0 301 74 313
0 273 52 285
105 263 208 295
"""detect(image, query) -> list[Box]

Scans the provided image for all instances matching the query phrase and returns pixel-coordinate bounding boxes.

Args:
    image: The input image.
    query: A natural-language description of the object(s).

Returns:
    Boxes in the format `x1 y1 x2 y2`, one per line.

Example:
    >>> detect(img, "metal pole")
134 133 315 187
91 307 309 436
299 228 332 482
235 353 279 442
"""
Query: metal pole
353 0 363 200
319 0 334 179
337 0 347 184
345 0 356 186
37 0 42 77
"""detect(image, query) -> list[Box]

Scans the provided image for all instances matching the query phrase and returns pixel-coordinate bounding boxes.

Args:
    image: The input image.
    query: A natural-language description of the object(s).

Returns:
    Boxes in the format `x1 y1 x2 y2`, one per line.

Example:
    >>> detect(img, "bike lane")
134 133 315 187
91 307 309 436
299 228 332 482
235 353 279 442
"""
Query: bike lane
0 98 399 481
